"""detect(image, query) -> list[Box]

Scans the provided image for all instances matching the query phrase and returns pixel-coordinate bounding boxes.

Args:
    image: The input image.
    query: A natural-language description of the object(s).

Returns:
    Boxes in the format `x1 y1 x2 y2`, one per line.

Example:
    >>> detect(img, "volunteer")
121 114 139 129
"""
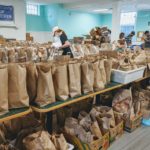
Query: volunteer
141 31 149 49
125 31 135 47
142 31 149 42
52 26 73 57
116 32 127 51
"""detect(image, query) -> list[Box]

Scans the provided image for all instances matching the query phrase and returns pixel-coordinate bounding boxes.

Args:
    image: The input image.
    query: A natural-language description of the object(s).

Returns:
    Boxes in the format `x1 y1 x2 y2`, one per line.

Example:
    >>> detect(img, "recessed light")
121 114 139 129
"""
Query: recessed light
93 9 109 12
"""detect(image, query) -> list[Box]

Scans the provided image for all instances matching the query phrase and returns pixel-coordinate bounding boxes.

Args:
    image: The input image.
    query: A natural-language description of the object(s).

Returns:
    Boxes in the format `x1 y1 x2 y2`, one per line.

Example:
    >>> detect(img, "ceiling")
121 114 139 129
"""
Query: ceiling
26 0 150 13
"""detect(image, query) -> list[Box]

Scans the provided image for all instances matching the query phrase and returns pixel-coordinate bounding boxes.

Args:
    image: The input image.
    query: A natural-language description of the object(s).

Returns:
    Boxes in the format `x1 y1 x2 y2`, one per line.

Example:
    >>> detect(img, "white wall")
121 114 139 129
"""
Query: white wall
0 0 26 40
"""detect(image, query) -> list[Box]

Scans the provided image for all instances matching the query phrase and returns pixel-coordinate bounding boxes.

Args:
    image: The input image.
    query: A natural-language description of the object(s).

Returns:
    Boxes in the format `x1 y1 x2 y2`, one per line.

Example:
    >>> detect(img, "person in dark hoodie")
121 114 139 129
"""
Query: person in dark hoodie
125 31 135 47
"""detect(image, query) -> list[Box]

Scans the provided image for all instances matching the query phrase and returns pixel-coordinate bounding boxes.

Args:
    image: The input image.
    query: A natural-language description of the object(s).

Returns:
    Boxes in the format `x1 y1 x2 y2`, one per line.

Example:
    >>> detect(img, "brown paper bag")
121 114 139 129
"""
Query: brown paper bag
90 121 102 138
0 65 8 115
2 50 8 63
99 59 107 85
104 59 112 84
81 62 94 94
8 64 29 109
112 89 133 118
23 131 56 150
26 63 38 103
53 64 69 101
14 126 43 150
51 134 68 150
97 114 112 134
8 49 16 63
4 113 40 140
93 61 105 91
35 63 55 106
68 63 81 98
98 106 116 128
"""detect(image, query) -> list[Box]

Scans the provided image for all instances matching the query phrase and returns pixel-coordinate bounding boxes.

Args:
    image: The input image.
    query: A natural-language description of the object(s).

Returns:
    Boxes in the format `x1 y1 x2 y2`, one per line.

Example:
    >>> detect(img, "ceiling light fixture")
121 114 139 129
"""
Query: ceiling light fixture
93 9 109 12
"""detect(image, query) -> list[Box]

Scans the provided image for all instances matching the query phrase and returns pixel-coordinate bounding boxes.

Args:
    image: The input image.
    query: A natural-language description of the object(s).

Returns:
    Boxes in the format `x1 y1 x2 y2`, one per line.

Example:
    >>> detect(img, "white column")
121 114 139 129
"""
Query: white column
111 2 121 42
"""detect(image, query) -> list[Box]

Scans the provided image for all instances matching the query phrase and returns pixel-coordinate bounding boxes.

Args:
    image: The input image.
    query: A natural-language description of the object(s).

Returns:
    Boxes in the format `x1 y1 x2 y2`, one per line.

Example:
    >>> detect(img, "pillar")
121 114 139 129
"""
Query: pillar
111 2 121 42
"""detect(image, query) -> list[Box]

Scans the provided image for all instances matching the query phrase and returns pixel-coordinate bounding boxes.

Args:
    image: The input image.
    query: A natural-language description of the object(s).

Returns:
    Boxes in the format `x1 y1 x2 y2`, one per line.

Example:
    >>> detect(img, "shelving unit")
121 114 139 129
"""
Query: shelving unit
0 107 32 123
0 76 149 125
31 76 150 113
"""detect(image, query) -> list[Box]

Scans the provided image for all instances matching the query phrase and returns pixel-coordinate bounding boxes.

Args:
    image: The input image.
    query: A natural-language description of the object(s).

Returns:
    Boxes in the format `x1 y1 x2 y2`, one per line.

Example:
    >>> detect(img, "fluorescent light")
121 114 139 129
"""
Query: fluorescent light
93 9 109 12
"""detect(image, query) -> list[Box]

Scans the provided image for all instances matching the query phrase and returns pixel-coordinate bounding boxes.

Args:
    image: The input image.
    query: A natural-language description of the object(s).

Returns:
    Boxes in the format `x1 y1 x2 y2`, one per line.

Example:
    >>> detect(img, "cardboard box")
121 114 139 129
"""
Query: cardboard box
64 133 85 150
116 121 124 139
124 113 142 133
64 132 109 150
109 121 124 143
102 132 109 150
109 126 117 143
83 137 102 150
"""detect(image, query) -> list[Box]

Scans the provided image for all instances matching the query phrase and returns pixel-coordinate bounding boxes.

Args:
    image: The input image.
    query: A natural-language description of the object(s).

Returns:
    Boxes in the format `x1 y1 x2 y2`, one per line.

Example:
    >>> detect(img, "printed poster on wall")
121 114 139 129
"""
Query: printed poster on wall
0 5 14 21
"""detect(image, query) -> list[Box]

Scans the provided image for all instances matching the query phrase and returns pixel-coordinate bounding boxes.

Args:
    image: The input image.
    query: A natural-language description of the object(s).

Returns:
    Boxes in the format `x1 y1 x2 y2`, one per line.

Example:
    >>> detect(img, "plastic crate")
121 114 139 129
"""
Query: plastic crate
111 67 146 84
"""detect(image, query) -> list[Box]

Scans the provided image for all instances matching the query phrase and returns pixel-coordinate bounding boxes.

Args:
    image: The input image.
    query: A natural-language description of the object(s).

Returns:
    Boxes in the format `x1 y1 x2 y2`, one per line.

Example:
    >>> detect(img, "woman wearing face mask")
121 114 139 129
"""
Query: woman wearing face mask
52 26 73 58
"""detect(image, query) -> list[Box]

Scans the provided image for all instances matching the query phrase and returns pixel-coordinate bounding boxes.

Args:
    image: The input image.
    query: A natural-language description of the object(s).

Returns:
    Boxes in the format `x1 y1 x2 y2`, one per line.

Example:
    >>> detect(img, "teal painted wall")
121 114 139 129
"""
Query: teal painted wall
44 4 102 39
44 4 60 31
136 11 150 32
101 14 112 29
57 6 102 39
26 5 49 31
26 4 102 39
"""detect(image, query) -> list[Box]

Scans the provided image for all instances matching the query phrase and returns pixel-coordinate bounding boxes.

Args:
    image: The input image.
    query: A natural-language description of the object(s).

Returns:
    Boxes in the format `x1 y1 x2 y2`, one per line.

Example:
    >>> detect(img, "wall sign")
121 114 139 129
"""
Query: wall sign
0 5 14 21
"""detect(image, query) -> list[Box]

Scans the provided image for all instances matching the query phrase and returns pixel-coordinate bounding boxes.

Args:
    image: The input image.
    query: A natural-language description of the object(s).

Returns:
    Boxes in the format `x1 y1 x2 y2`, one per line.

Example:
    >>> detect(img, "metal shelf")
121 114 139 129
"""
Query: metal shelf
31 82 123 113
31 76 150 113
0 107 32 123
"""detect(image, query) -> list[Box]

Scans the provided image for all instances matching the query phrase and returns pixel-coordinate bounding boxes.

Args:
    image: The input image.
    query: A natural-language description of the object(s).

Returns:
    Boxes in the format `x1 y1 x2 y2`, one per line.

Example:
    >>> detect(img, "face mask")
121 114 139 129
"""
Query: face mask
55 32 60 37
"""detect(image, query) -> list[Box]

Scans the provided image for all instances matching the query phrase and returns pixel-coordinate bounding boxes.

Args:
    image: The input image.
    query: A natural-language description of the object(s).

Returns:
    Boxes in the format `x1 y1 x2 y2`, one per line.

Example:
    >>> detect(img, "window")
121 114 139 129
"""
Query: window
120 12 137 39
26 3 40 16
120 12 137 26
